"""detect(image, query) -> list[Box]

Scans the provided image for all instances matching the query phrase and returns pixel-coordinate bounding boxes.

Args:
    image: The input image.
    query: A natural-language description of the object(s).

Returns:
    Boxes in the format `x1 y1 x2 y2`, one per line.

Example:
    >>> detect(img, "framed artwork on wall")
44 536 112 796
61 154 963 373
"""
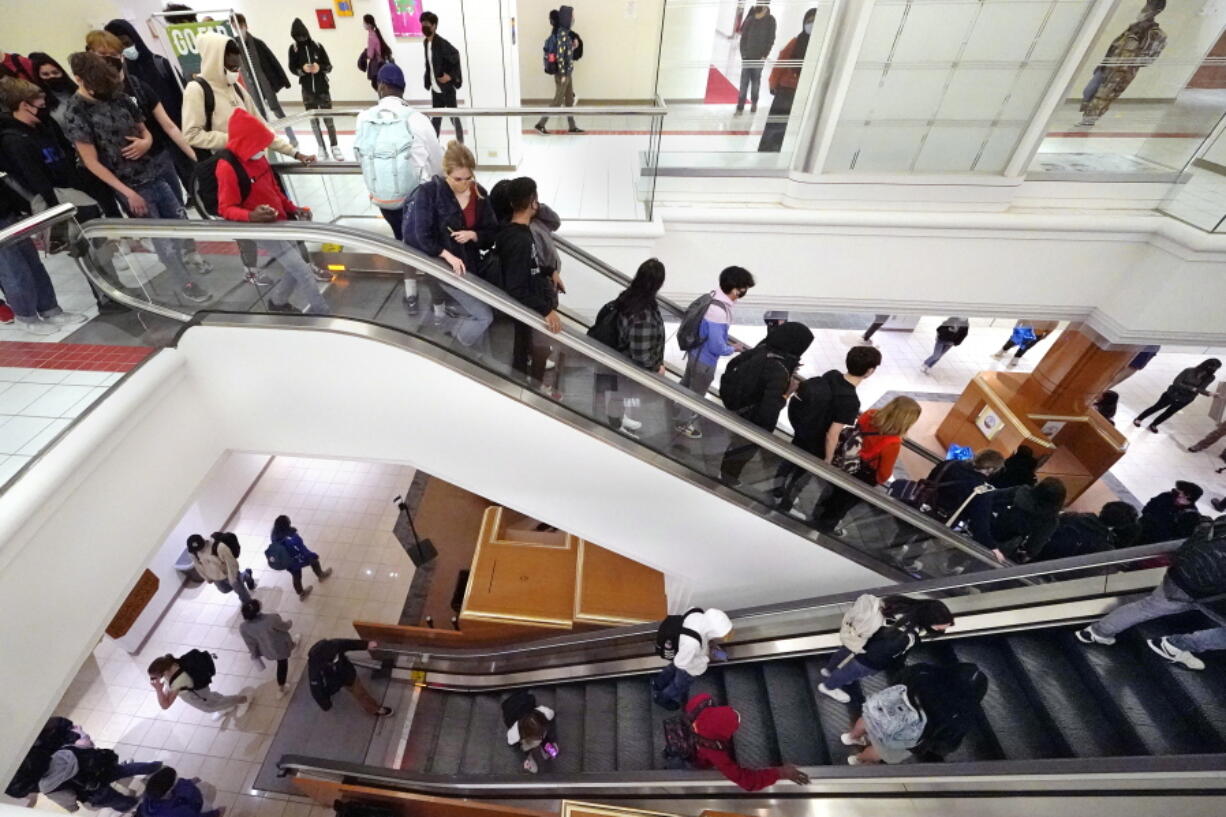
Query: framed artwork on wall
389 0 424 37
335 0 354 16
316 8 336 29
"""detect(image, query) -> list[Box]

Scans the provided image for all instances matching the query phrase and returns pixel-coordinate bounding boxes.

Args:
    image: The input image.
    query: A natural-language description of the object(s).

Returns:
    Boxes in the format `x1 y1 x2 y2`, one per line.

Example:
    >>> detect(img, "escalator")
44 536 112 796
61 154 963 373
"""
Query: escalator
278 546 1226 811
62 208 1003 586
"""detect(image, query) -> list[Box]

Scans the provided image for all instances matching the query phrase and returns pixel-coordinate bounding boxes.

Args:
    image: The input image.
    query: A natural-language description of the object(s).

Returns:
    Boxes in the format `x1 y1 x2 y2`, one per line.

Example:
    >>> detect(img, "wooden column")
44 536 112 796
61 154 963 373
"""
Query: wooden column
1015 327 1137 412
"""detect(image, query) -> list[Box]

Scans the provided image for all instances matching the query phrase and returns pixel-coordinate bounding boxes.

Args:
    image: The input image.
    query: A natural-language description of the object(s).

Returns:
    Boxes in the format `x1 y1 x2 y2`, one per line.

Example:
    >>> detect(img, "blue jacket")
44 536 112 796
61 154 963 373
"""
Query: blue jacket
403 175 499 274
137 779 205 817
275 531 317 568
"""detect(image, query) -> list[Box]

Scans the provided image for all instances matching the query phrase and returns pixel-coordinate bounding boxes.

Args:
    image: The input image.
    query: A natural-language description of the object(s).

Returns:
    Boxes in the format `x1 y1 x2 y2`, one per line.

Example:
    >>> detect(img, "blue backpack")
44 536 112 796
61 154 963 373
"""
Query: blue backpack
265 540 293 571
354 102 420 210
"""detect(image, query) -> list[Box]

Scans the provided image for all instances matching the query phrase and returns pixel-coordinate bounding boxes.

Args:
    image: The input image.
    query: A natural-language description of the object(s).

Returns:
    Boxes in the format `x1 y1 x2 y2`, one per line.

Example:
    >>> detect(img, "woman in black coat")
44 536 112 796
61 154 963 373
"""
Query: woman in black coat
1134 358 1220 433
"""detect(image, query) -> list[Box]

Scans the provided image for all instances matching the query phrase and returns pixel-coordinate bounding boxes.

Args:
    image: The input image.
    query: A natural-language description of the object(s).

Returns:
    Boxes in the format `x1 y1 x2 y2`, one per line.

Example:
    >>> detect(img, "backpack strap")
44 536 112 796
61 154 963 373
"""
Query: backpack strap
216 149 252 203
194 78 215 133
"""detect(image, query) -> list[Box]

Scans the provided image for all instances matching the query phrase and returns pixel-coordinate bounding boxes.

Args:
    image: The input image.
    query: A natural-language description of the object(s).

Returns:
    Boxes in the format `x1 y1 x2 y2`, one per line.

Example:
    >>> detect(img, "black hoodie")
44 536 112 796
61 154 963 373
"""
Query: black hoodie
288 18 332 94
730 321 813 430
104 19 185 124
0 113 81 207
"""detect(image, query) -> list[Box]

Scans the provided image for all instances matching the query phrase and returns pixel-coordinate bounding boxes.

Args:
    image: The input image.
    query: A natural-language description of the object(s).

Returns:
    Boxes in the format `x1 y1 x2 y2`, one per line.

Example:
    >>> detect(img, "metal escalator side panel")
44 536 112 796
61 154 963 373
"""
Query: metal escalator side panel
761 659 828 766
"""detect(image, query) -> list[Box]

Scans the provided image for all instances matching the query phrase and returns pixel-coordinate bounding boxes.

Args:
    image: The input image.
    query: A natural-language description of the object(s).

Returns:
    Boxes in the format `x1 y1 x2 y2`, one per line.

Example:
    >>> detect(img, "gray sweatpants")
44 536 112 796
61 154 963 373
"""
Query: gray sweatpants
177 686 245 713
1091 576 1226 653
675 354 717 427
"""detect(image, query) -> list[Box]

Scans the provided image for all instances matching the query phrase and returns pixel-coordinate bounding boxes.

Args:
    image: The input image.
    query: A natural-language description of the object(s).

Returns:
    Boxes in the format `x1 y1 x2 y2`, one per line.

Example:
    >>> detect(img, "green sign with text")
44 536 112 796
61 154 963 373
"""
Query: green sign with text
165 20 233 78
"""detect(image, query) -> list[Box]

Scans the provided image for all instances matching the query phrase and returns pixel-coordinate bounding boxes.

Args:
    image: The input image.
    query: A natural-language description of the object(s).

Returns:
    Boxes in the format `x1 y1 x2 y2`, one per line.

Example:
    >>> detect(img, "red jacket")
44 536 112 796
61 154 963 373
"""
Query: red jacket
688 694 781 792
216 107 297 222
857 409 902 485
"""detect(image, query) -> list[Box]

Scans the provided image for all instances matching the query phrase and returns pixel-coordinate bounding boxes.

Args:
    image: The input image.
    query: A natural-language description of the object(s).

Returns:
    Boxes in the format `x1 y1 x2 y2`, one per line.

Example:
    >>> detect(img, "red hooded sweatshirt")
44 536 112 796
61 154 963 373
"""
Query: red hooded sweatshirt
687 694 781 792
216 108 298 223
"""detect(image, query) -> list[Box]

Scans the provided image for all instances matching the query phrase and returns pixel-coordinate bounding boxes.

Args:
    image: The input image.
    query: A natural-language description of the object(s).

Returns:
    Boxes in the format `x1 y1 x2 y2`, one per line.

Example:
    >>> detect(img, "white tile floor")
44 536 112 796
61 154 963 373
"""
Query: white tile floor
0 367 119 483
31 456 417 817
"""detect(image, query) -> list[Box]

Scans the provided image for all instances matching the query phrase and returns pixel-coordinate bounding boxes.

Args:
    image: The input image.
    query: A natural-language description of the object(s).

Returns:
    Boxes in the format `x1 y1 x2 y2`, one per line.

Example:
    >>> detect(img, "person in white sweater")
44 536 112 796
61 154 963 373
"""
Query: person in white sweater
186 532 256 604
651 608 732 710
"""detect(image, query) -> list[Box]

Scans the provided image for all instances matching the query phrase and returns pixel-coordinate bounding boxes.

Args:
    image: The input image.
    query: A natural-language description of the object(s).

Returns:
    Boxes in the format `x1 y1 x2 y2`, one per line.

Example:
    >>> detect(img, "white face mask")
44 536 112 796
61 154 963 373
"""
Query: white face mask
225 69 240 83
122 45 139 61
803 22 813 34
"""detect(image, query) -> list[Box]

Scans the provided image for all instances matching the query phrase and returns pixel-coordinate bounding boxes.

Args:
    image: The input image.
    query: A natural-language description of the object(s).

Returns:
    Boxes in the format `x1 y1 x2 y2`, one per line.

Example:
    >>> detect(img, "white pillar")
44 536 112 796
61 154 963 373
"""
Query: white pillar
458 0 522 168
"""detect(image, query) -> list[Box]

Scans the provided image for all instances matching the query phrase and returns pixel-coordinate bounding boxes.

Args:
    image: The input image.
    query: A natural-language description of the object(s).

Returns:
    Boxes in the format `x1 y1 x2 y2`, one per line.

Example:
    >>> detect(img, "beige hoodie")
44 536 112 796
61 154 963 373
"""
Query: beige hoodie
182 32 295 156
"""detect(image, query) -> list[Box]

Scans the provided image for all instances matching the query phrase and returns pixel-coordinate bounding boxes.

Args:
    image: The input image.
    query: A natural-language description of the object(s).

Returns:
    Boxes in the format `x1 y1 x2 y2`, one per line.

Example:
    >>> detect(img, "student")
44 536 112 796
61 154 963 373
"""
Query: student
758 8 816 152
239 600 298 698
147 653 248 720
494 177 564 379
37 747 161 813
269 513 333 599
604 258 666 436
1189 417 1226 455
991 320 1058 368
1077 519 1226 671
419 12 464 142
186 532 257 604
815 397 922 533
860 314 890 345
719 321 814 485
104 19 184 126
989 444 1039 490
216 108 331 315
0 182 83 335
1138 481 1204 545
355 63 443 241
1093 389 1119 425
233 13 296 147
287 19 340 160
925 449 1005 525
982 477 1067 562
502 691 557 774
404 140 497 348
534 6 584 135
63 51 211 305
922 316 969 373
136 766 221 817
1133 358 1220 433
775 345 880 514
735 4 776 115
26 53 84 135
651 608 732 710
357 14 395 93
1038 501 1141 561
306 639 393 716
182 33 313 164
845 662 988 765
675 265 754 440
686 693 810 790
818 596 954 703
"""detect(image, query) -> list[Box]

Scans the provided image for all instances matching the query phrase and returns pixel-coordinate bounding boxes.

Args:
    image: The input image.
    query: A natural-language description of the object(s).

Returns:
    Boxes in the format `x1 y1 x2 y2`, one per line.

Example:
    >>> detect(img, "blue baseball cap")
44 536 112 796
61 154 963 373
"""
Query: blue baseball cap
377 63 405 89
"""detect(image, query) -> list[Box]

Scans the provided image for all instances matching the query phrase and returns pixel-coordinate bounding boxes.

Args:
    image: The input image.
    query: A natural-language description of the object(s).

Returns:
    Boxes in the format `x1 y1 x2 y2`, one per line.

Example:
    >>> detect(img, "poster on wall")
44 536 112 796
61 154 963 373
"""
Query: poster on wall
335 0 354 16
317 8 336 29
166 20 232 78
390 0 424 37
975 405 1003 441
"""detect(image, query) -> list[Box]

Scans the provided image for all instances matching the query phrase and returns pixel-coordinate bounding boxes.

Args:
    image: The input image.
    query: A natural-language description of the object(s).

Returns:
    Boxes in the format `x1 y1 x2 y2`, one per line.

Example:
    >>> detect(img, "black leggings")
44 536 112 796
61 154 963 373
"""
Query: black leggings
1136 391 1192 429
289 557 325 594
276 658 289 686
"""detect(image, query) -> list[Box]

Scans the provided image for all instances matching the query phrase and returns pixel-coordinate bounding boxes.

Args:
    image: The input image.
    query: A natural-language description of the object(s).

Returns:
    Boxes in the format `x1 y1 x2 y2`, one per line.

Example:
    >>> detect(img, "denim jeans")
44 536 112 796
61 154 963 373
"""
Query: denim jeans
440 282 494 347
214 569 255 605
924 340 954 368
737 66 763 108
651 664 693 709
0 221 61 321
1168 626 1226 654
823 647 877 690
261 240 330 313
124 179 193 290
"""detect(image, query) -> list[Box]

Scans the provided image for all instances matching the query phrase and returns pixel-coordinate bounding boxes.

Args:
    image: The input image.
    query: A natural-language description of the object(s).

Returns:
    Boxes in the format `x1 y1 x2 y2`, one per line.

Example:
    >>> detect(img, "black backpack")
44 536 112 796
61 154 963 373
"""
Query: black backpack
655 607 703 660
212 532 241 559
65 747 120 797
176 649 217 690
676 292 730 352
719 348 770 414
191 150 251 218
788 375 835 444
587 299 626 352
476 251 505 291
501 690 537 728
5 717 77 798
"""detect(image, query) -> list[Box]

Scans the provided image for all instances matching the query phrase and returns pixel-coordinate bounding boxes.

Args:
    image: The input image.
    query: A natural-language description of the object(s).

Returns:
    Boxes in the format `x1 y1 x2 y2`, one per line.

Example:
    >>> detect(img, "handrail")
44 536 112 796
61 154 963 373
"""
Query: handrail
269 101 668 130
0 203 77 249
76 217 1002 572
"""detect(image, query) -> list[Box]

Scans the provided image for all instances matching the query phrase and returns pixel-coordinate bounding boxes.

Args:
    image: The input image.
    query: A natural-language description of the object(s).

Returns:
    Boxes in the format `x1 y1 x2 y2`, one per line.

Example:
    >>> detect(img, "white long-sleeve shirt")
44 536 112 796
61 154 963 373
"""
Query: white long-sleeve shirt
672 609 732 677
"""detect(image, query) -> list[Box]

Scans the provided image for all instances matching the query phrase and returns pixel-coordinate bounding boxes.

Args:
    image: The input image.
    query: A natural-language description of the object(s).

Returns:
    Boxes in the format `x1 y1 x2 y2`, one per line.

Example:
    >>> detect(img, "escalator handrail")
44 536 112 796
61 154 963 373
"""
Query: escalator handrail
76 217 1002 573
267 100 668 130
0 202 77 249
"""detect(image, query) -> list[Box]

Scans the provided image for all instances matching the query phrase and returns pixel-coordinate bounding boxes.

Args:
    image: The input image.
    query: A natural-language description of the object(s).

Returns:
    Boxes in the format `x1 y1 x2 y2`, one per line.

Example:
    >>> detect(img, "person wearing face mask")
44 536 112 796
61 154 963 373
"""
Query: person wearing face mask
215 108 331 315
183 33 313 165
288 18 341 161
233 13 297 148
64 51 211 305
27 53 78 133
104 19 185 127
403 140 496 349
419 12 464 143
1079 0 1167 127
759 8 816 152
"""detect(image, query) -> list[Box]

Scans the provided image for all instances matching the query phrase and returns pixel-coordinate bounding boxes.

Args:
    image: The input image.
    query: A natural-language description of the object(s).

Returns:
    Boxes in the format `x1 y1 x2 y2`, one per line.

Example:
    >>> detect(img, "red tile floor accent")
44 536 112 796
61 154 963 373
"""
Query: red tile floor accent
0 341 154 373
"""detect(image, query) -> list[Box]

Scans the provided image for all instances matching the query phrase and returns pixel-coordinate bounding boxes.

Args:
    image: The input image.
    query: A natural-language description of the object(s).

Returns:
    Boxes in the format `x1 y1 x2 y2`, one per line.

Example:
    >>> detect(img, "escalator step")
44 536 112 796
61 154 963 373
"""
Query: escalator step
458 694 503 774
1069 632 1203 756
1005 632 1134 757
649 687 674 770
400 688 445 773
428 694 474 774
552 683 587 774
1135 622 1226 750
615 678 655 771
720 664 780 769
803 656 858 765
950 638 1069 760
690 667 726 703
762 659 827 765
904 644 1001 762
583 682 618 772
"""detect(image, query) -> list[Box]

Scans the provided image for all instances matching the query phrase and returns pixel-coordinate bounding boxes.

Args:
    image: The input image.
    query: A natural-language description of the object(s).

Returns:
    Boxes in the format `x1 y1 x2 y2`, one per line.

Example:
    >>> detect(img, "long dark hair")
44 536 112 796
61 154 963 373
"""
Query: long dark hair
271 514 296 540
882 596 954 632
615 258 665 316
1197 358 1221 374
363 14 393 60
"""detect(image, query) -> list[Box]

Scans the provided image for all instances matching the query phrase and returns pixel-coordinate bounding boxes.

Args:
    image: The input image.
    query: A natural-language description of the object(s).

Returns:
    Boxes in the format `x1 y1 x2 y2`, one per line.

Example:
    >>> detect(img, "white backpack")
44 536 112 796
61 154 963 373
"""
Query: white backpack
354 102 419 210
839 594 885 654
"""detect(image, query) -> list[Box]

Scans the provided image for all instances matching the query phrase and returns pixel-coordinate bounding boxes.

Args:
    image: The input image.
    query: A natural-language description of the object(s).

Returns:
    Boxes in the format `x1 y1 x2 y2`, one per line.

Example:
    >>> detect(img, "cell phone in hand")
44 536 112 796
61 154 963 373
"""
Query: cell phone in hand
542 742 559 758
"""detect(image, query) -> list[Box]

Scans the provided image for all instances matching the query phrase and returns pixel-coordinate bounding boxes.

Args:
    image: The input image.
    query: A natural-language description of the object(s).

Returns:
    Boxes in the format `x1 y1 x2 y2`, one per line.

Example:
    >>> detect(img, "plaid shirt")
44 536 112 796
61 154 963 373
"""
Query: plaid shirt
618 307 665 371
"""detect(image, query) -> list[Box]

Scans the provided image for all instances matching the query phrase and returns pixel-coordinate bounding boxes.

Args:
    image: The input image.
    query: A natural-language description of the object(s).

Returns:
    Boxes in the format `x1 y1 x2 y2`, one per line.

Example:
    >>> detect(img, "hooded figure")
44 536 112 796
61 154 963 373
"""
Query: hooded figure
688 694 797 791
26 53 76 128
984 477 1068 561
898 663 989 762
759 7 816 152
1139 481 1205 545
1040 501 1141 562
288 18 332 95
104 19 184 124
181 32 296 158
989 444 1039 490
672 609 733 676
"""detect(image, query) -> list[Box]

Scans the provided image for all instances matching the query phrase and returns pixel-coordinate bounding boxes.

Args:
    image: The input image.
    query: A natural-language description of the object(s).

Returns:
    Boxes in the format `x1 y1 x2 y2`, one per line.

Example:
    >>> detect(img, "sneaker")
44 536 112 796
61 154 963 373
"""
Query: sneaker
374 706 393 718
0 302 13 324
1074 627 1115 646
318 567 333 580
847 755 864 766
1148 425 1159 434
840 732 868 747
567 126 585 134
109 252 132 273
277 685 290 699
312 266 334 283
734 107 744 116
991 349 1005 360
859 337 876 347
1006 358 1020 368
921 365 931 375
620 416 643 435
244 268 274 286
40 312 88 326
179 284 212 305
402 295 419 315
266 302 296 313
1212 498 1226 513
19 320 59 336
1147 637 1205 670
298 586 313 600
330 145 345 161
534 123 549 135
818 683 851 704
675 423 702 439
183 251 213 275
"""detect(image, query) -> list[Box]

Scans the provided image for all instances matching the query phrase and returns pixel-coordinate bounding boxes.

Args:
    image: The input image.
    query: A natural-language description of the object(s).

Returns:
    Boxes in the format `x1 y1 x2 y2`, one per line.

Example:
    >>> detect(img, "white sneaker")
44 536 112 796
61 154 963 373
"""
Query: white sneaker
1006 358 1020 369
1147 637 1205 670
40 312 88 326
1075 627 1115 646
277 685 291 699
840 731 868 747
620 416 643 435
991 349 1005 360
847 755 864 766
19 320 59 336
819 683 851 704
109 251 132 272
183 251 213 275
921 365 931 375
330 145 345 161
210 710 226 722
819 667 831 678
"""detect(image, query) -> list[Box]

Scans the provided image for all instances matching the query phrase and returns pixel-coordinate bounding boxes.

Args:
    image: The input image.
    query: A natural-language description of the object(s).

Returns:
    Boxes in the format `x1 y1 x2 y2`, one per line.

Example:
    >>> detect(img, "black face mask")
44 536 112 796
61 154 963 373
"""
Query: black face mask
45 76 76 94
34 104 51 122
294 35 309 44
